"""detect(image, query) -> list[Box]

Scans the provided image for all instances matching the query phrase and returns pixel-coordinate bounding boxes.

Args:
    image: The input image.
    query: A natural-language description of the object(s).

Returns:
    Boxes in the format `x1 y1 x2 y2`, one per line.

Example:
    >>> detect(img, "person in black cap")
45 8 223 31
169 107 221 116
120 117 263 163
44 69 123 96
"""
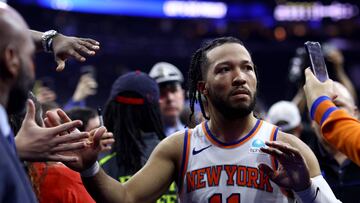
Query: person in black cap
149 62 185 136
99 71 177 202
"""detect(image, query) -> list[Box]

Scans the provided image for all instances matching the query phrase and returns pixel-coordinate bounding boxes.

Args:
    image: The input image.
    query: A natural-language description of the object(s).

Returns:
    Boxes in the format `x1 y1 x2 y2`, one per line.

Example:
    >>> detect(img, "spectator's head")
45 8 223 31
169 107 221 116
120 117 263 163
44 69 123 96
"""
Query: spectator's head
0 3 35 114
104 71 165 173
332 82 358 118
149 62 185 125
267 100 302 137
66 107 99 132
313 82 358 150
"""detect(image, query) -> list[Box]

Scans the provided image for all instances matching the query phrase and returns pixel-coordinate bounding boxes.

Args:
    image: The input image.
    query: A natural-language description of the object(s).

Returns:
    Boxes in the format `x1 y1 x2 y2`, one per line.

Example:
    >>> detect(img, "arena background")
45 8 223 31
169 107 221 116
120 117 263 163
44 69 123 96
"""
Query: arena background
8 0 360 109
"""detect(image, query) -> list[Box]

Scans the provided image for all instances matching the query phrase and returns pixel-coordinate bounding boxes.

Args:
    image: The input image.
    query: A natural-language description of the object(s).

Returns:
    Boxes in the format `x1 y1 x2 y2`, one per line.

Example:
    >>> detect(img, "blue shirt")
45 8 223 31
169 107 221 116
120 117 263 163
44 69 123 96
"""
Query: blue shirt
0 105 38 202
164 119 185 136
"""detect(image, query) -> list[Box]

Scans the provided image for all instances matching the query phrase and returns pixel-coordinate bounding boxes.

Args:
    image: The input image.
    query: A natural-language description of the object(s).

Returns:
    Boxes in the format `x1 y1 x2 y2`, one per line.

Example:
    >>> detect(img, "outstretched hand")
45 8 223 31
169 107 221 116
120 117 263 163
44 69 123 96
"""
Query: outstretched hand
15 99 89 162
258 141 311 192
52 34 100 72
45 109 114 172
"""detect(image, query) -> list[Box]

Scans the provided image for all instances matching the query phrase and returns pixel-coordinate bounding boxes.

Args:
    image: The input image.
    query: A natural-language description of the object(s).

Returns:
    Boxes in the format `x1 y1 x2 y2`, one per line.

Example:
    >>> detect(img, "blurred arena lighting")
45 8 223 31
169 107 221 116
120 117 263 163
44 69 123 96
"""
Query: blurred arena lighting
274 1 359 21
163 1 227 18
32 0 228 19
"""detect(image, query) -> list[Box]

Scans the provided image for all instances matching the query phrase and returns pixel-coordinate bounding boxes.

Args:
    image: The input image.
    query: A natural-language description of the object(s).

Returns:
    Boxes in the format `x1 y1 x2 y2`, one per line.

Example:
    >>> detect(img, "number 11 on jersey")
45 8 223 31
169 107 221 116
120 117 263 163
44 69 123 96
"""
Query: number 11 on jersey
209 193 240 203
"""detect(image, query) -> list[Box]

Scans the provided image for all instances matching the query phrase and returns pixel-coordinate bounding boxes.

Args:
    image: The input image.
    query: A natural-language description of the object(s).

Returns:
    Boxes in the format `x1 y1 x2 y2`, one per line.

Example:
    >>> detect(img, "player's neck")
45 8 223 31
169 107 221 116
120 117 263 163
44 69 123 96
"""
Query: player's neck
208 111 257 144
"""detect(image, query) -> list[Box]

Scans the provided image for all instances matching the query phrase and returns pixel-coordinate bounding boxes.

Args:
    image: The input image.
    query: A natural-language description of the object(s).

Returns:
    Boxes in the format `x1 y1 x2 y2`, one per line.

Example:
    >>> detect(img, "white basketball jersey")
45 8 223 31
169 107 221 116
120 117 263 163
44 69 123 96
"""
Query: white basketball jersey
178 120 293 203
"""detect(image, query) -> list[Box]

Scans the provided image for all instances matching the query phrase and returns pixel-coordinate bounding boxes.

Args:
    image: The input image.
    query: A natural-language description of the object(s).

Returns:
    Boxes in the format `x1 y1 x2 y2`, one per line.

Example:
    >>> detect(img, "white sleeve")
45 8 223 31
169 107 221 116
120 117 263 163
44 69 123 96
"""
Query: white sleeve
294 175 342 203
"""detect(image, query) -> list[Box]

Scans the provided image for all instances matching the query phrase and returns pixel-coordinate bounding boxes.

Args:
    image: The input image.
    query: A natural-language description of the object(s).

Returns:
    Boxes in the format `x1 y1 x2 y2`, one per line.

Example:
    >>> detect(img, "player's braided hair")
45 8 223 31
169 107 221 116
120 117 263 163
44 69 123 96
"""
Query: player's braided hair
188 37 245 120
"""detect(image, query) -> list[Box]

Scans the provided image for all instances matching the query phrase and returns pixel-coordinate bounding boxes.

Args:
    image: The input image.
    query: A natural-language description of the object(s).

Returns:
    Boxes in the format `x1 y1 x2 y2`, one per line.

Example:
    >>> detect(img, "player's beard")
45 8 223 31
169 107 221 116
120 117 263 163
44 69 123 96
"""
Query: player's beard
7 62 34 115
207 88 256 120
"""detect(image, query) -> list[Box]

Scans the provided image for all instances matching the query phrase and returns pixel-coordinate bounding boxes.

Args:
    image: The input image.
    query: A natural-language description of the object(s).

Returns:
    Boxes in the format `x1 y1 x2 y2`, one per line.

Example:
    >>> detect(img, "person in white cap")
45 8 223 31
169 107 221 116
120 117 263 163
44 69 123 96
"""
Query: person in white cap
267 100 303 138
149 62 185 136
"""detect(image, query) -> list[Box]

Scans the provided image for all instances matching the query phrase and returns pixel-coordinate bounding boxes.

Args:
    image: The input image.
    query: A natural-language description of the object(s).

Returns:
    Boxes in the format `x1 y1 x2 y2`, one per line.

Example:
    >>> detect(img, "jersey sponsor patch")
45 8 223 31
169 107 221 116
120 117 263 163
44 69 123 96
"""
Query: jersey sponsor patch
249 138 266 154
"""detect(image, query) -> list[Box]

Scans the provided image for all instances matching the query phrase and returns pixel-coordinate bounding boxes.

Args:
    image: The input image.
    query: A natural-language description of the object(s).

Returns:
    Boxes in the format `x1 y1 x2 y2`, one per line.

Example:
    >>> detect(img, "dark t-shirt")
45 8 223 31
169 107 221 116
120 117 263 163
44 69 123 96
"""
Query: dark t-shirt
100 132 178 203
308 137 360 203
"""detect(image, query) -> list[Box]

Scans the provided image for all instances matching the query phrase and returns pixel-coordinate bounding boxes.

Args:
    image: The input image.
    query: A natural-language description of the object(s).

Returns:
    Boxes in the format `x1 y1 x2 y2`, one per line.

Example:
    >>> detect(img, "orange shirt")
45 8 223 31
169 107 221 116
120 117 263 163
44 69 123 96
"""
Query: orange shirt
312 96 360 166
32 162 95 203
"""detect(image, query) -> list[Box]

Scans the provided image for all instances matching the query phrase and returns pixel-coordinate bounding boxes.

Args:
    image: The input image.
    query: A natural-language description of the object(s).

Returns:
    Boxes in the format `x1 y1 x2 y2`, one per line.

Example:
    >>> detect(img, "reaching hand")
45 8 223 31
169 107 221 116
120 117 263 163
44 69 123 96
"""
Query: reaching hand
258 141 311 192
72 74 98 102
44 108 114 171
15 99 89 162
52 34 100 72
303 68 336 111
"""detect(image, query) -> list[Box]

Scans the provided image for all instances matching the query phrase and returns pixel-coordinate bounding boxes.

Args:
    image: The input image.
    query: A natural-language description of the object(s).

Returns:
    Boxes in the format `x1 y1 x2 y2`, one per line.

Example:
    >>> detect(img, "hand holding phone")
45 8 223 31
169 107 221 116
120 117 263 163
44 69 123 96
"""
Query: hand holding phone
304 41 329 82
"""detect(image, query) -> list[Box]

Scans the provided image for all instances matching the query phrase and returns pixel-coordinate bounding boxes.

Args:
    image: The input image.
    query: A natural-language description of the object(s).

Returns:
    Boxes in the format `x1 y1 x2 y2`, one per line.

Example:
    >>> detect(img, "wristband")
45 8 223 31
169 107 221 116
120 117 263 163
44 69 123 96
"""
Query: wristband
294 182 319 203
80 161 100 177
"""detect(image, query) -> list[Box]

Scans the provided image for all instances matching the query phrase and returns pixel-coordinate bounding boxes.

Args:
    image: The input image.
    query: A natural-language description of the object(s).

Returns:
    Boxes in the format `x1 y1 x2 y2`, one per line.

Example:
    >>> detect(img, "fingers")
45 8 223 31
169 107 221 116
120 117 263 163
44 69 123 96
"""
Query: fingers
51 141 87 153
261 141 304 165
76 41 96 55
92 126 107 149
69 49 86 62
44 117 52 128
46 154 79 162
102 132 114 140
46 111 61 125
48 120 83 135
80 38 100 47
265 141 302 159
101 139 115 146
258 163 276 179
57 109 72 122
53 132 89 145
260 146 286 160
55 58 66 72
23 99 36 123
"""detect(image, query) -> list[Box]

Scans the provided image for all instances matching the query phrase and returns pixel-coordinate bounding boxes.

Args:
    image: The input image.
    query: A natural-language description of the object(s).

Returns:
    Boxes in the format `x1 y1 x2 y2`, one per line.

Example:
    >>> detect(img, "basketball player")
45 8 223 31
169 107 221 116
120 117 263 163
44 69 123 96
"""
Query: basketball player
59 37 340 202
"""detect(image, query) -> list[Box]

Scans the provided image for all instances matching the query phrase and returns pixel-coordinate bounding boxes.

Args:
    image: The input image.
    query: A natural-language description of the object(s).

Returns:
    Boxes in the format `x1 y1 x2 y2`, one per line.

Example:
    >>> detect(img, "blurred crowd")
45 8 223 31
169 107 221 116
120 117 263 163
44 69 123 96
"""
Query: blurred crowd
1 1 360 203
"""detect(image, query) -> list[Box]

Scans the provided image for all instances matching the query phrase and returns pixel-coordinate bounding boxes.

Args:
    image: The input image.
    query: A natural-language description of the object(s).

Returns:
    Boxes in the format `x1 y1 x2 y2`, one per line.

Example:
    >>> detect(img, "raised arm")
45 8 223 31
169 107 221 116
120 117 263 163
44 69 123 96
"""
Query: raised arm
304 68 360 166
78 132 183 203
30 30 100 71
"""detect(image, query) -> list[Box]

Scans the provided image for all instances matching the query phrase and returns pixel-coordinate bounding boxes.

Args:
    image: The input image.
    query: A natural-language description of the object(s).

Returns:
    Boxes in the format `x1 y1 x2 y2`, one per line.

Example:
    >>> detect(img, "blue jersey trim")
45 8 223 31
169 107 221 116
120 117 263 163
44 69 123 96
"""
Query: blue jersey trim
204 119 260 147
178 129 189 192
310 96 331 120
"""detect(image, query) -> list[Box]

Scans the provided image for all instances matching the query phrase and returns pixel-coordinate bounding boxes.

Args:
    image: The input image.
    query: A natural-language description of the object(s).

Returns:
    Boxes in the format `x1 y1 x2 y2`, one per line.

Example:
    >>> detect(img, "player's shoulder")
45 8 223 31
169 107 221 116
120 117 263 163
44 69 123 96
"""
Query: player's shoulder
276 130 303 146
154 130 187 161
276 130 321 176
276 130 312 151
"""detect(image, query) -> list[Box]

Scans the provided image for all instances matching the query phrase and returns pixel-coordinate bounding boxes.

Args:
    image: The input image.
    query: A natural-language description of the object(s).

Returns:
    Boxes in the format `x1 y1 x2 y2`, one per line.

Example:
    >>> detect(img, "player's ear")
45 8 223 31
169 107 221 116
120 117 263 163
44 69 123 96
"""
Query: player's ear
197 81 208 96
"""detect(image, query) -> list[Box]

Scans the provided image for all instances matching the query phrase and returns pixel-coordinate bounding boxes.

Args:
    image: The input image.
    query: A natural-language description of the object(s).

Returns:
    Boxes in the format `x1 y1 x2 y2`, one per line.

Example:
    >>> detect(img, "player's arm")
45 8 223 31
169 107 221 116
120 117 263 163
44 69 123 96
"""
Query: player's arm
82 131 184 203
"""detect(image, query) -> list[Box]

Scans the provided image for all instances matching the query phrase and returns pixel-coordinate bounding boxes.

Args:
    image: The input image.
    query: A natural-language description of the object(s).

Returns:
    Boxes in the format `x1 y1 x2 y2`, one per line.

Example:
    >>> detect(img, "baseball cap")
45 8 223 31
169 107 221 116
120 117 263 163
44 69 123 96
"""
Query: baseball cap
109 71 159 105
266 101 301 132
149 62 184 84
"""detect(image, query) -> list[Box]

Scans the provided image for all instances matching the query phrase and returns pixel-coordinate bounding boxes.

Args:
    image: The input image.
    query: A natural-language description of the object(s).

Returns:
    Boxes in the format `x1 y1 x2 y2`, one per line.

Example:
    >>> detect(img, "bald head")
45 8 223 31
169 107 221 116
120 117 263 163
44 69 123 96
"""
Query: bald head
0 3 35 114
0 2 30 50
333 81 358 117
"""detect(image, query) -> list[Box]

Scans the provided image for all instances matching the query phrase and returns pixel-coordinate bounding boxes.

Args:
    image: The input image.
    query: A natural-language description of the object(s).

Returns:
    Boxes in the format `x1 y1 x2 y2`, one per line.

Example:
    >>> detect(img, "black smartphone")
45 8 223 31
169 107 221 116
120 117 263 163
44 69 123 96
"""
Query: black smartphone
304 41 329 82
